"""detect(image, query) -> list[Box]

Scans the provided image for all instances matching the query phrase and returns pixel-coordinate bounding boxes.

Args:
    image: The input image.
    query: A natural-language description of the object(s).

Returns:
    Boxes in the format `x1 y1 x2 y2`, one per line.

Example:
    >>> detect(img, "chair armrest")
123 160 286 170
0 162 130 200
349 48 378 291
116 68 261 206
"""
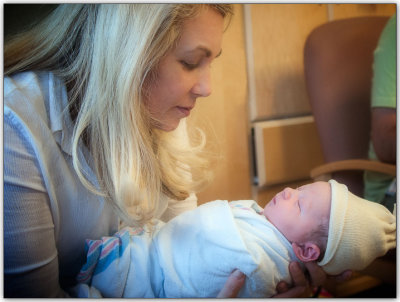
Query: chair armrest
311 159 396 179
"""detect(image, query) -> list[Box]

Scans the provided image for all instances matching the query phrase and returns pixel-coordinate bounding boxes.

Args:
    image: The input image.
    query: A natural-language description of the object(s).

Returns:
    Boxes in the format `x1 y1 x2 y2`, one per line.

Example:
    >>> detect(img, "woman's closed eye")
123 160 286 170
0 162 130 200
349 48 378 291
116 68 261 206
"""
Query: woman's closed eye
180 60 199 70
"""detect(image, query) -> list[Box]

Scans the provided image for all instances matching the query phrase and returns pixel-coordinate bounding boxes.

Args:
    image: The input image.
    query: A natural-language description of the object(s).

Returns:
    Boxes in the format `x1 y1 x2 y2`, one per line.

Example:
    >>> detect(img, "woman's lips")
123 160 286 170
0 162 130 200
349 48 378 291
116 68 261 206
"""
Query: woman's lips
177 106 192 117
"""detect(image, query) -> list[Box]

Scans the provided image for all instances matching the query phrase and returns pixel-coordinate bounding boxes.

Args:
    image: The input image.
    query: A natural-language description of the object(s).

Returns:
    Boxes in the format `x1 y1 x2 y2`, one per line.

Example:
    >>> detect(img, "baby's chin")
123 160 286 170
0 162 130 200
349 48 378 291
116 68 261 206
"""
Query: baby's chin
262 203 271 219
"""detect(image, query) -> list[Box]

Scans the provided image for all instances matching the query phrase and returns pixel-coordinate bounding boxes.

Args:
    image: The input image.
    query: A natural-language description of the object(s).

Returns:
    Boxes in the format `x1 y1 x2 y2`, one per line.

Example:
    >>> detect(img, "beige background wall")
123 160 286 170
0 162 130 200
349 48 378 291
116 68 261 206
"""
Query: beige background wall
195 3 396 207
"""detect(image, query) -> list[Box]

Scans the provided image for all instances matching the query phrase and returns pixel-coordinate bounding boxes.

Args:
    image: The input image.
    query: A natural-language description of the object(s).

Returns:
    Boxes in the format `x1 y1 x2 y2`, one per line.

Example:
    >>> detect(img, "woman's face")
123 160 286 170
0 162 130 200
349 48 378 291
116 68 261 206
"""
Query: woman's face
144 7 224 131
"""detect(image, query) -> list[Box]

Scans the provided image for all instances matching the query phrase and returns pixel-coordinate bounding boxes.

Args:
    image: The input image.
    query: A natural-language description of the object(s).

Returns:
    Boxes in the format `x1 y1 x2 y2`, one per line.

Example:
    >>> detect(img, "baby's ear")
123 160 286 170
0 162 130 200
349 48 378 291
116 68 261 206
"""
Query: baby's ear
292 242 320 262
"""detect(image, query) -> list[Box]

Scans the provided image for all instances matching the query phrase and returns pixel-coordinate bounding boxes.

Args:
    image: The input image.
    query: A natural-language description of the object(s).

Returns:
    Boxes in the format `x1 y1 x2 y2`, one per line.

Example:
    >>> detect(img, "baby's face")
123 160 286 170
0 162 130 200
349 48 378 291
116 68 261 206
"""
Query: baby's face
263 181 331 244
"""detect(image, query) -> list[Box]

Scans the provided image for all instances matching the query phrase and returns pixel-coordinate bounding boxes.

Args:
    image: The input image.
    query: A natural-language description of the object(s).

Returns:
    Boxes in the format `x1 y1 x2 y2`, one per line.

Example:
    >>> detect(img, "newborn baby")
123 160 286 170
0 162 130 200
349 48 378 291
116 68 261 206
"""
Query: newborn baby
72 180 396 298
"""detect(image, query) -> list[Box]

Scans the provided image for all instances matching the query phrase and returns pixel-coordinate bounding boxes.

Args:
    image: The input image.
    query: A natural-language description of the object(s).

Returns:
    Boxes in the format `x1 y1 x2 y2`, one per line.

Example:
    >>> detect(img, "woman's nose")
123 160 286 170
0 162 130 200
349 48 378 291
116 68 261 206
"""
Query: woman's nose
192 69 212 97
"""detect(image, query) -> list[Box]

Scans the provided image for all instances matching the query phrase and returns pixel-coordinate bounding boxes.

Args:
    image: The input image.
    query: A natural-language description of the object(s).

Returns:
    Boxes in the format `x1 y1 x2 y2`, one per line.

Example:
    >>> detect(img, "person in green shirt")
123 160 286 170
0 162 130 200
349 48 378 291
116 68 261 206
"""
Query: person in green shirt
364 14 396 211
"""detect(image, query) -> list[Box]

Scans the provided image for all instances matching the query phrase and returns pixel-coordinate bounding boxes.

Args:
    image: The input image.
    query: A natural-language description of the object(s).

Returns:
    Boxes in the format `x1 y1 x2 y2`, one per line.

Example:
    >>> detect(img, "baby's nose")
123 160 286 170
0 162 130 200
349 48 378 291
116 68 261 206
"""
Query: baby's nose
283 188 292 200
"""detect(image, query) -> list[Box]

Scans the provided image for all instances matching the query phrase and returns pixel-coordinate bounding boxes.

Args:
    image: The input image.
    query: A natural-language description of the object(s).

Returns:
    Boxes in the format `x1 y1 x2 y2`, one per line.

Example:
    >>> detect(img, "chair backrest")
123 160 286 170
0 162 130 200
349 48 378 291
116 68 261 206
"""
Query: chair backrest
304 16 389 196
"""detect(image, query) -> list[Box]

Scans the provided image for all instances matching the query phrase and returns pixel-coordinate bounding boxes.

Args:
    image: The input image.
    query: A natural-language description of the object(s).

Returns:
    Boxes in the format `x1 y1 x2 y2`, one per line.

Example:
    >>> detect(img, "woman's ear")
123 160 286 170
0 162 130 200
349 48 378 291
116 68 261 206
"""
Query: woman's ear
292 242 320 262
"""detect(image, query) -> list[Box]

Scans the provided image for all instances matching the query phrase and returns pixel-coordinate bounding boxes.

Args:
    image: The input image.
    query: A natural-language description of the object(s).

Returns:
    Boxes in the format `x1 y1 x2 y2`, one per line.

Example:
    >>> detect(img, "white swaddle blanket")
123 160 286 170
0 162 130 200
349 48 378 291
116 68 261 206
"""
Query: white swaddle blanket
72 200 300 298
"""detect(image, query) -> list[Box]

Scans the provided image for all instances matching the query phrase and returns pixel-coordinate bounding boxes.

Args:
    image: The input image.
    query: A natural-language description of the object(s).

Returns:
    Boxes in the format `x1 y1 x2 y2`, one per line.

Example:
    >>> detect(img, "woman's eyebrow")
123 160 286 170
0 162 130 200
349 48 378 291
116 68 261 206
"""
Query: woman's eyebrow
185 47 222 58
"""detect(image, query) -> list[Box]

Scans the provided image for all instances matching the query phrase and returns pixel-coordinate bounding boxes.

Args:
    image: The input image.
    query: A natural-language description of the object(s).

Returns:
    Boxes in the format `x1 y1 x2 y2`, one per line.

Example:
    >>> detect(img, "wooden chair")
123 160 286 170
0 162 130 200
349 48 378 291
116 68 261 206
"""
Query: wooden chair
304 16 396 297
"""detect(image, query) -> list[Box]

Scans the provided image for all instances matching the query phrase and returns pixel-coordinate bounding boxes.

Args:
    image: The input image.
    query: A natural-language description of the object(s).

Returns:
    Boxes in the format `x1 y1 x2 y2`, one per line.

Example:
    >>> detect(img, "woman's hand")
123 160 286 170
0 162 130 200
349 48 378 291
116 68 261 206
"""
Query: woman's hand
273 262 311 298
273 261 352 298
217 269 246 298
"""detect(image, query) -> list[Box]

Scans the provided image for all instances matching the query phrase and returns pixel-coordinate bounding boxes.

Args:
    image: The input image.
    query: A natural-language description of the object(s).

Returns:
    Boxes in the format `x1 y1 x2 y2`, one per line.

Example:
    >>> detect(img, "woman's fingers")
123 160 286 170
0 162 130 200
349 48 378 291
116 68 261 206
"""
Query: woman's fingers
273 262 310 298
274 263 352 298
289 261 308 286
273 285 307 298
329 270 353 282
304 261 327 287
275 281 290 294
216 269 245 298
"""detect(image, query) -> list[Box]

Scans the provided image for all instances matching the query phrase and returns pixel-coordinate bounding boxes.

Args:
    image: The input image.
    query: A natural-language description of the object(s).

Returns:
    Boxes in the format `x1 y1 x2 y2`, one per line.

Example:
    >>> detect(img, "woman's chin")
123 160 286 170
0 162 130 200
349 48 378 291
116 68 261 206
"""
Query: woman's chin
154 120 180 132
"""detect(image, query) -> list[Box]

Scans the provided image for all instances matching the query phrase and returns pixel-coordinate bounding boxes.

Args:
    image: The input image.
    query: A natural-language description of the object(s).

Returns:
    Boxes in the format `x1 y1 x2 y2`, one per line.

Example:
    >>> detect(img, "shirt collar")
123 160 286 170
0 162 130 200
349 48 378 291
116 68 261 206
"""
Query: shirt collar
48 72 74 156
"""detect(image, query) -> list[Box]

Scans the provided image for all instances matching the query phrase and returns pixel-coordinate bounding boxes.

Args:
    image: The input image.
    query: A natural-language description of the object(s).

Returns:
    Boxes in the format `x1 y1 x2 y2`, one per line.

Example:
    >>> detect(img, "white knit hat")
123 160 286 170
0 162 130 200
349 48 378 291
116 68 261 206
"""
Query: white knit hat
317 179 396 275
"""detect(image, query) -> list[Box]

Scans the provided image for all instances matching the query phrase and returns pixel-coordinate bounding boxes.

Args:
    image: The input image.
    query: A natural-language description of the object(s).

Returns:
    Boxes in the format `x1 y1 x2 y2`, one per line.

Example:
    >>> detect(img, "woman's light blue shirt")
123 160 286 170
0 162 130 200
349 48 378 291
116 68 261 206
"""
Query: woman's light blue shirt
4 71 120 296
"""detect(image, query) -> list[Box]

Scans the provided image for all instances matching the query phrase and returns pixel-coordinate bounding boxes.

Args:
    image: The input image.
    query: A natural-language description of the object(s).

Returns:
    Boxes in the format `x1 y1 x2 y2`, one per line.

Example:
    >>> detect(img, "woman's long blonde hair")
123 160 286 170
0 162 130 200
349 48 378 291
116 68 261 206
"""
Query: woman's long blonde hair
4 4 233 226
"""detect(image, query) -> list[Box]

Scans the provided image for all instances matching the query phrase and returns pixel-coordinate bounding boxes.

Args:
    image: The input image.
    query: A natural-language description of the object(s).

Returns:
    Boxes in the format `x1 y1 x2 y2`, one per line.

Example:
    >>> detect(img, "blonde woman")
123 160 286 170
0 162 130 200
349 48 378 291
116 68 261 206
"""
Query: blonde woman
4 4 338 298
